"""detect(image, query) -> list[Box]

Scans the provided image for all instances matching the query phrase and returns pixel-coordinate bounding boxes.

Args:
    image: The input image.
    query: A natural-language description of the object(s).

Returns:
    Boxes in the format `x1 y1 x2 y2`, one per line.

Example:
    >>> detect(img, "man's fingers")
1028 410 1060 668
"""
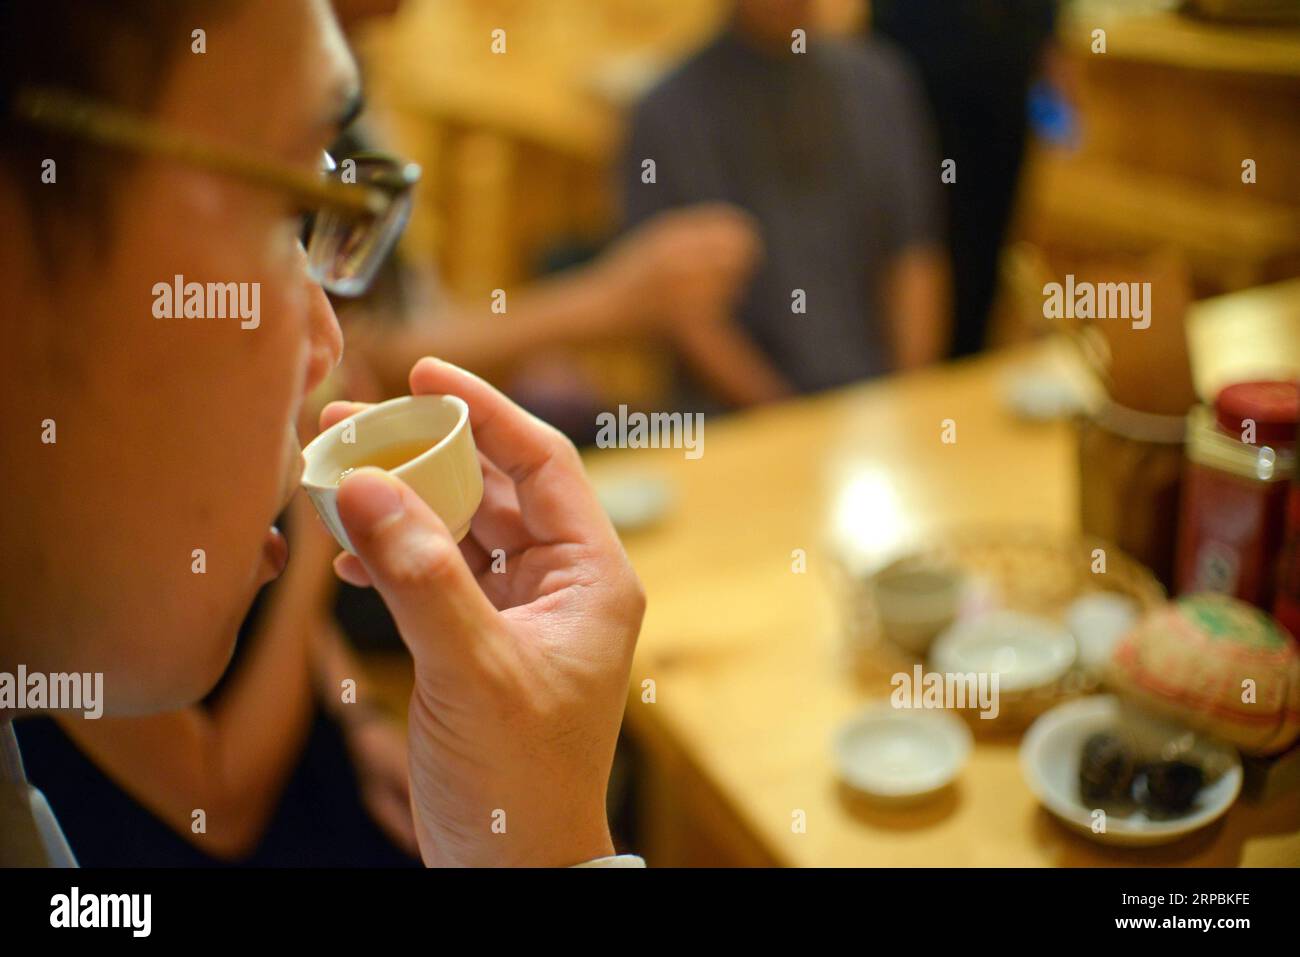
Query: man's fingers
408 358 614 545
464 453 528 556
408 358 568 485
319 400 370 433
333 552 372 588
336 468 497 663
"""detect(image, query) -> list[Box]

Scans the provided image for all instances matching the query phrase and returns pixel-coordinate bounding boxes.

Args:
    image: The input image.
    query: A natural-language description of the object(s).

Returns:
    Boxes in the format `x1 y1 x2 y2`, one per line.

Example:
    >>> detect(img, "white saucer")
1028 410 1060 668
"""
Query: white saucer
929 611 1076 694
833 704 972 802
1021 695 1242 846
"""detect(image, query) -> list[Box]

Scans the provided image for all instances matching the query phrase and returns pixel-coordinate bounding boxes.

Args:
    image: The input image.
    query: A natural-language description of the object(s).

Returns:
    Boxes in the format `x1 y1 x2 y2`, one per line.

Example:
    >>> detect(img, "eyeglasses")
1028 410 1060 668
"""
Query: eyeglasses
13 87 420 297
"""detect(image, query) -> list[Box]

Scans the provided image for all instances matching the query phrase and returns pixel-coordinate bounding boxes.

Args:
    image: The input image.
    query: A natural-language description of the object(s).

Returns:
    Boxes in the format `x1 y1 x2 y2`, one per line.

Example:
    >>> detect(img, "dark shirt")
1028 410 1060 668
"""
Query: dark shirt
14 537 416 867
623 29 940 394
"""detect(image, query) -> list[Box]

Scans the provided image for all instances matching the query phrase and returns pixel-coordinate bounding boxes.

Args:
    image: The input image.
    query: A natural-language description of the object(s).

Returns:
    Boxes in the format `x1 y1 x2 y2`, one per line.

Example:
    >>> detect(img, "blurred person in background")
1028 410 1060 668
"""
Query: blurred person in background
336 199 762 403
330 1 763 411
623 0 950 408
871 0 1061 358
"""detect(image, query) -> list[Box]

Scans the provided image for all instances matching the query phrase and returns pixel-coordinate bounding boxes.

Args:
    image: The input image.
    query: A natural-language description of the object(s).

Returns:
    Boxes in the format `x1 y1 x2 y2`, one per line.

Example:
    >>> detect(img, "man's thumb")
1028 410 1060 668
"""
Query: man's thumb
336 468 492 658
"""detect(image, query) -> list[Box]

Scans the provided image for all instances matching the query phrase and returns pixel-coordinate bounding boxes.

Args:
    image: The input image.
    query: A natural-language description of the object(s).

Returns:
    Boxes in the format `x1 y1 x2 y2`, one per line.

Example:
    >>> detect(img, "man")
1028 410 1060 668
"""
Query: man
7 0 758 868
0 0 644 867
624 0 950 407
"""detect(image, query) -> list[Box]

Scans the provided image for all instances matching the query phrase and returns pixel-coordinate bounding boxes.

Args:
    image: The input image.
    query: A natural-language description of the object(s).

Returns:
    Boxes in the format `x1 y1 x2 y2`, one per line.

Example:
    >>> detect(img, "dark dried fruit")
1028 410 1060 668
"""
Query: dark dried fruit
1134 761 1204 816
1079 732 1135 803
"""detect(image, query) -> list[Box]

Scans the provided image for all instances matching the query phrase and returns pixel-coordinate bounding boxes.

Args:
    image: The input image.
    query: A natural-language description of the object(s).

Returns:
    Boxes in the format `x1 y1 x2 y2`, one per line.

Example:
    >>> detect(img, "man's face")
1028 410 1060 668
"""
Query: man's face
1 0 355 713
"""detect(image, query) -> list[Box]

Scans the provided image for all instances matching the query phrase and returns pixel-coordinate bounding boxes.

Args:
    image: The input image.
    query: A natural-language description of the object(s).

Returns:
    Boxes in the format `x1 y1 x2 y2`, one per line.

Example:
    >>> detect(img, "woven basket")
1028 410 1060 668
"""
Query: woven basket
833 525 1167 730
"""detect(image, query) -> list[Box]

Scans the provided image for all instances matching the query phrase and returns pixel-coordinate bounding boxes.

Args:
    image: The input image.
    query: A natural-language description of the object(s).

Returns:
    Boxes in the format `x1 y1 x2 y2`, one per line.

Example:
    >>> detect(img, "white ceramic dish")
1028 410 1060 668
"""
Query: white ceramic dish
929 611 1076 693
1064 592 1139 672
833 704 972 802
594 474 673 533
1020 695 1242 847
872 563 965 657
1002 367 1087 421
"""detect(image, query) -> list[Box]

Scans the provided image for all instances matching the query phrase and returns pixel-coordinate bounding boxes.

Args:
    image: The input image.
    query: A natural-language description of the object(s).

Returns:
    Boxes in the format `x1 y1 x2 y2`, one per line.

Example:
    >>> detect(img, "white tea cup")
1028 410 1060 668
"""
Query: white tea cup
301 394 483 554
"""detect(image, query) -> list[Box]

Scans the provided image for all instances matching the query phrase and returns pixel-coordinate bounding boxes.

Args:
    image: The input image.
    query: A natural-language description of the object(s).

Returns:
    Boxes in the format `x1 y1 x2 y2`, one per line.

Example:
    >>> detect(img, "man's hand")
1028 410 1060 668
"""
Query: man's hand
603 202 762 336
319 358 644 866
885 246 950 371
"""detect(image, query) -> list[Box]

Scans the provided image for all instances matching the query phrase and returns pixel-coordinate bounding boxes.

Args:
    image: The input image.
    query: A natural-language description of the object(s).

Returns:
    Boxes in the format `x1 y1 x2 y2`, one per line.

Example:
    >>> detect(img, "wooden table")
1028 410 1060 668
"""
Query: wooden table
583 339 1300 867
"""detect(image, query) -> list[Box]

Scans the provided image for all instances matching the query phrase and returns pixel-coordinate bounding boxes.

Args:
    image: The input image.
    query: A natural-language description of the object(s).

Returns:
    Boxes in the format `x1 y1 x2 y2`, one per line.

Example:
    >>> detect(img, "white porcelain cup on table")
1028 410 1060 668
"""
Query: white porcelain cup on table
300 394 483 554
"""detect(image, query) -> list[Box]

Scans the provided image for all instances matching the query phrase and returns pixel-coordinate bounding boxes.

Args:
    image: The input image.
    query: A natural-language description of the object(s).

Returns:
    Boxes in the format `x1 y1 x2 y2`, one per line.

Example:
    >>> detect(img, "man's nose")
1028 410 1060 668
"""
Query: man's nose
303 280 344 396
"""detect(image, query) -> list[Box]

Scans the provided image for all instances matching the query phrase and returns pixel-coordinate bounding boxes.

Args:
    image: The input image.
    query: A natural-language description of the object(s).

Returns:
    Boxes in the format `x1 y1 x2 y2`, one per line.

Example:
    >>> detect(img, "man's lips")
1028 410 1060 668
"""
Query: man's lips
261 524 290 582
282 447 306 510
258 450 306 587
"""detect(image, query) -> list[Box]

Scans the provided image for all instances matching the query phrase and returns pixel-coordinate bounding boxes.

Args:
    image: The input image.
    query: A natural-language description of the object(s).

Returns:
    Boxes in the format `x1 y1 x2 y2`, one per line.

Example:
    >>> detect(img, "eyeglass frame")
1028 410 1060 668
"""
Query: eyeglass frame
12 86 420 296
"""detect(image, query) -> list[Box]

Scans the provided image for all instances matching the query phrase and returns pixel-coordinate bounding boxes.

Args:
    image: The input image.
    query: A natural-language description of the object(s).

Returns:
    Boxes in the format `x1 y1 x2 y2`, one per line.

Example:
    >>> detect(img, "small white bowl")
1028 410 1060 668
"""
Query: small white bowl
872 563 964 657
833 704 972 802
1021 695 1242 847
929 611 1076 694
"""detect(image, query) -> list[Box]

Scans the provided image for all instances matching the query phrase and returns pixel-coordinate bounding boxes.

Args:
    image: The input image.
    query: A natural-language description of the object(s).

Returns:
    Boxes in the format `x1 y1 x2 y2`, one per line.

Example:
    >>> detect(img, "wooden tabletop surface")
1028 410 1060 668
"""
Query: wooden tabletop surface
584 337 1300 867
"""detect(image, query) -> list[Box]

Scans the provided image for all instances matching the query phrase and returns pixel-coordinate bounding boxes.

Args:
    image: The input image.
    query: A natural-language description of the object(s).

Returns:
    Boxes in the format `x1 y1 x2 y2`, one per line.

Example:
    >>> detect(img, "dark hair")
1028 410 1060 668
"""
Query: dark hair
0 0 229 265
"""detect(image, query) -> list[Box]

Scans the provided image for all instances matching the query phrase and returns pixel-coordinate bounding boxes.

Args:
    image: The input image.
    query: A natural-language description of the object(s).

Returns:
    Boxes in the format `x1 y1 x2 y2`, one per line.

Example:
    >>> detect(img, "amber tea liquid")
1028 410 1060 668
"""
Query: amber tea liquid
334 437 437 485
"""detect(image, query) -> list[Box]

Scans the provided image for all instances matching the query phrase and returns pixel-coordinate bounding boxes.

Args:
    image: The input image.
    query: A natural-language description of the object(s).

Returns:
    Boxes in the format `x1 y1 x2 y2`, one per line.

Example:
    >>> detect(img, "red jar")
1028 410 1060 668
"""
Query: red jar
1272 419 1300 639
1174 381 1298 608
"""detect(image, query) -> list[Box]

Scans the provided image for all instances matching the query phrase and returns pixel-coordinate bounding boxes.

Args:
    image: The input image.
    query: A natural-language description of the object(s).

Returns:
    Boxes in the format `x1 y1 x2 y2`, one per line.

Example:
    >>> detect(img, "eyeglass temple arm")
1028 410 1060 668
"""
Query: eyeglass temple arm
15 87 388 218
